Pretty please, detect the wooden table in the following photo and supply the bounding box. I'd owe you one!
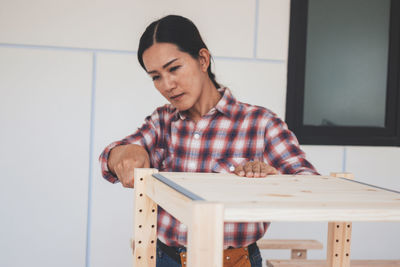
[133,169,400,267]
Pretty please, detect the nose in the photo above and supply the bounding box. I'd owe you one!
[162,74,176,93]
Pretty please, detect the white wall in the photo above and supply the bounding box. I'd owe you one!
[0,0,399,267]
[0,48,92,267]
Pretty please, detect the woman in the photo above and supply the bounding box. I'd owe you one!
[100,15,318,267]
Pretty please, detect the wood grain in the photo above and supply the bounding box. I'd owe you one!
[187,202,224,267]
[158,172,400,222]
[145,173,193,225]
[257,239,323,250]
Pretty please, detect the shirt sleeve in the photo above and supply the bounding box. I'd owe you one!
[98,109,162,183]
[264,115,319,175]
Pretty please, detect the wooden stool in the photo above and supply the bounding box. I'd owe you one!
[257,239,323,259]
[131,238,323,259]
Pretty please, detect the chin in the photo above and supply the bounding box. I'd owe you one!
[175,106,191,112]
[171,102,193,112]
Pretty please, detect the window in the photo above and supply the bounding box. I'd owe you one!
[285,0,400,146]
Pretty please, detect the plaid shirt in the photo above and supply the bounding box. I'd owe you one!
[99,87,318,248]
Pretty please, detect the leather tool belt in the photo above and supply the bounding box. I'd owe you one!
[157,239,256,267]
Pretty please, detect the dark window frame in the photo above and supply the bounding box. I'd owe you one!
[285,0,400,146]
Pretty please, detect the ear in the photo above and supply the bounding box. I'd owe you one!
[198,48,211,73]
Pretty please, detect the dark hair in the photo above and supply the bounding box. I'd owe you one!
[137,15,220,89]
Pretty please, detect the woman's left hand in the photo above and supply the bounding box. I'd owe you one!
[234,160,278,178]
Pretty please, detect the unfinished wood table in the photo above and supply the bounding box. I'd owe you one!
[133,169,400,267]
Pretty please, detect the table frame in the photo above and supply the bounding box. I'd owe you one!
[132,169,400,267]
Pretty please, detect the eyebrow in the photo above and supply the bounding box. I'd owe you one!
[147,58,179,74]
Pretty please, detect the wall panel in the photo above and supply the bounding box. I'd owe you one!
[0,0,256,58]
[345,146,400,259]
[214,59,287,118]
[90,53,165,267]
[257,0,291,60]
[0,47,92,267]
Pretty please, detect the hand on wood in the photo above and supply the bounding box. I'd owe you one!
[234,160,278,178]
[108,144,150,188]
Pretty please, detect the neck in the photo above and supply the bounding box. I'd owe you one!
[188,79,221,123]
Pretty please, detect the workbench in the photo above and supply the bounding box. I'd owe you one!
[132,169,400,267]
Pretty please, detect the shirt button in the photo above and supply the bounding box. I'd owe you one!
[194,133,200,139]
[229,166,235,172]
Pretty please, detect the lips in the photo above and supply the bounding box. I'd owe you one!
[170,93,185,100]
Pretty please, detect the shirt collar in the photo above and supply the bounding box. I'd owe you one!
[214,87,236,118]
[173,86,237,120]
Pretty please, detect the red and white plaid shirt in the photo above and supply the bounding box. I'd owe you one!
[99,87,318,248]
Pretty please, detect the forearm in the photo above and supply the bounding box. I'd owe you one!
[264,116,319,175]
[279,155,319,175]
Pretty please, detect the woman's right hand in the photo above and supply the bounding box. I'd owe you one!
[234,160,278,178]
[108,144,150,188]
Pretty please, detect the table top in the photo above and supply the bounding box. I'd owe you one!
[153,172,400,222]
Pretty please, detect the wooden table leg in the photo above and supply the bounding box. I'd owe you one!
[187,202,224,267]
[327,222,352,267]
[327,173,354,267]
[133,168,159,267]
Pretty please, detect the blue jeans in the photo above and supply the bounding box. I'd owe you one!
[156,243,263,267]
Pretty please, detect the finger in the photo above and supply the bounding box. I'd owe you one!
[114,167,127,187]
[260,163,268,177]
[121,177,134,188]
[122,168,135,188]
[122,180,133,188]
[143,157,150,168]
[116,171,131,188]
[115,163,135,188]
[243,162,254,178]
[123,159,141,186]
[266,165,278,175]
[132,157,149,169]
[234,165,245,176]
[252,161,261,178]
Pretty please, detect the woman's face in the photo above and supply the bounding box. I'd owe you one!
[142,42,208,111]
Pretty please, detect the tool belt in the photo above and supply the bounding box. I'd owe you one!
[157,239,255,267]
